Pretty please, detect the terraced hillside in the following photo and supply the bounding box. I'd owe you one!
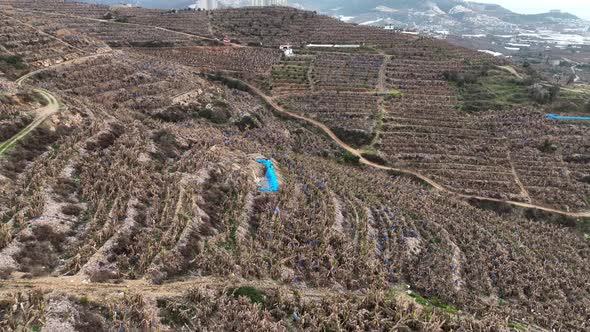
[0,1,589,331]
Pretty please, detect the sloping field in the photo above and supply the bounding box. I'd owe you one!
[0,1,589,331]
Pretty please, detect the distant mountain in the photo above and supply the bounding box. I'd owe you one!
[293,0,460,15]
[291,0,586,34]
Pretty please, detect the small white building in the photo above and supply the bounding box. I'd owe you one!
[279,44,294,57]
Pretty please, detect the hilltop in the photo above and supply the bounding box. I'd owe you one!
[0,1,589,331]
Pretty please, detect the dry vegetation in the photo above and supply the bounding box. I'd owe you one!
[0,285,512,332]
[376,40,589,210]
[278,92,380,147]
[0,1,589,331]
[311,53,384,91]
[135,46,282,74]
[3,9,209,49]
[114,6,212,39]
[208,7,418,47]
[269,54,313,95]
[0,11,82,75]
[0,83,39,141]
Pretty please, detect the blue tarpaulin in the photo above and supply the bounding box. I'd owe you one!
[256,158,279,192]
[546,114,590,121]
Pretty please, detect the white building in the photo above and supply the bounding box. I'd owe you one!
[279,44,294,57]
[250,0,287,6]
[195,0,218,10]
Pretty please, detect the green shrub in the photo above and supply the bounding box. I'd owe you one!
[0,55,26,70]
[528,84,560,104]
[508,321,527,331]
[198,107,230,124]
[331,128,373,148]
[61,204,83,216]
[337,149,360,165]
[230,286,266,304]
[538,139,557,153]
[408,292,458,314]
[79,296,90,306]
[206,73,250,92]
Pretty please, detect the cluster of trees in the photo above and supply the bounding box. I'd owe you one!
[0,55,26,71]
[528,83,560,104]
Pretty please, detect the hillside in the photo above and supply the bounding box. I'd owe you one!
[0,1,589,331]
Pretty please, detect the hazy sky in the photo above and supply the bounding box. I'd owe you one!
[473,0,590,19]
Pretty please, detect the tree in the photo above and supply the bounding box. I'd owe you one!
[539,139,558,153]
[548,84,560,102]
[528,83,559,104]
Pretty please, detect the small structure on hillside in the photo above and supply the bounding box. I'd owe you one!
[306,44,361,48]
[223,37,231,43]
[279,44,294,57]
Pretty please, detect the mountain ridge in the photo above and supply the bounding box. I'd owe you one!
[290,0,585,33]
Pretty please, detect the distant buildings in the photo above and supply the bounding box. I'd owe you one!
[250,0,287,7]
[195,0,218,10]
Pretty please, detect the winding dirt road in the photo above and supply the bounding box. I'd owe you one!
[0,88,59,156]
[239,79,590,218]
[1,53,112,157]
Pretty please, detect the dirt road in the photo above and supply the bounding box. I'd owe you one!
[239,79,590,218]
[0,88,59,156]
[15,52,111,87]
[1,53,112,157]
[0,274,341,302]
